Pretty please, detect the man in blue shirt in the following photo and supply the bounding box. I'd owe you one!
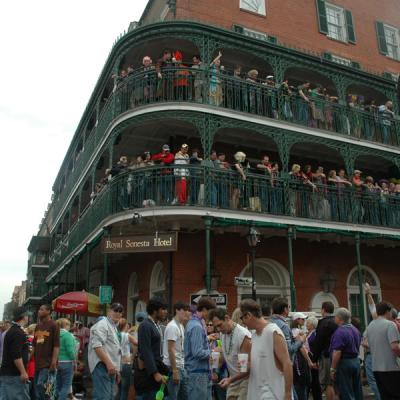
[184,297,216,400]
[329,308,362,400]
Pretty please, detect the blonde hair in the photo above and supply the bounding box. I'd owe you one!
[234,152,246,163]
[231,307,243,326]
[291,164,301,172]
[56,318,71,329]
[27,324,36,335]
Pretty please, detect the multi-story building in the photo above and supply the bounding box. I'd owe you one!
[25,0,400,326]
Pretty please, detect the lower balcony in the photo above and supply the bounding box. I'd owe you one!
[49,165,400,272]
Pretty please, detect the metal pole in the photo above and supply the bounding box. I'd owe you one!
[251,248,256,301]
[73,257,78,291]
[86,247,91,292]
[355,233,366,331]
[103,229,110,314]
[288,227,296,311]
[204,216,212,293]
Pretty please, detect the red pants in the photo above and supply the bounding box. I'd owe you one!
[176,178,187,205]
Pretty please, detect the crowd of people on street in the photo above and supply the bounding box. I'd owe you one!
[108,49,398,144]
[89,144,400,226]
[1,282,400,400]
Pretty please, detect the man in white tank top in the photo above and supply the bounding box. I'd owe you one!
[209,308,252,400]
[240,299,293,400]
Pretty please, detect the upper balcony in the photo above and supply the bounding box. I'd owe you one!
[27,236,50,270]
[49,21,399,231]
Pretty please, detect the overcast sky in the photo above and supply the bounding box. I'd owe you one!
[0,0,148,317]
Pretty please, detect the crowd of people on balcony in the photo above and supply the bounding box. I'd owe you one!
[89,143,400,228]
[110,49,398,145]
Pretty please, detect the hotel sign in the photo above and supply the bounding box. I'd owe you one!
[101,232,178,254]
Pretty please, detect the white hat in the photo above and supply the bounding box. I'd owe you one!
[292,312,308,320]
[266,75,274,80]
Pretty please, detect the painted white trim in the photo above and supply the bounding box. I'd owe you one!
[346,265,381,289]
[46,207,400,282]
[31,264,49,269]
[51,103,400,231]
[309,291,339,312]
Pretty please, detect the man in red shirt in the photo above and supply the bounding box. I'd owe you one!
[152,144,175,204]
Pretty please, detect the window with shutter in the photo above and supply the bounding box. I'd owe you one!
[376,21,388,55]
[325,3,347,42]
[383,24,400,60]
[345,10,356,43]
[316,0,328,34]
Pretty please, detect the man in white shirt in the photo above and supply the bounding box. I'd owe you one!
[88,303,123,400]
[163,302,190,399]
[209,308,251,400]
[240,299,293,400]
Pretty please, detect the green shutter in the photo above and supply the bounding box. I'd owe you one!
[323,52,333,60]
[345,10,356,44]
[376,21,388,55]
[316,0,328,34]
[267,35,277,44]
[233,25,244,34]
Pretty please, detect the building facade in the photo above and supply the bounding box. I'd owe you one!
[25,0,400,326]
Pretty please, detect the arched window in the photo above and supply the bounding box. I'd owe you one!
[237,258,291,307]
[150,261,168,302]
[310,291,339,313]
[347,266,381,325]
[127,272,139,324]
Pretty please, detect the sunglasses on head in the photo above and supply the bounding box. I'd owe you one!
[112,303,124,313]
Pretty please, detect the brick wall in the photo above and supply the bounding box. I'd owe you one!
[175,0,400,75]
[108,231,400,315]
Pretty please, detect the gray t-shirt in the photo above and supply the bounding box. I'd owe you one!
[366,317,400,372]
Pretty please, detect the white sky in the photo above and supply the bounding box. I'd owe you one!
[0,0,149,318]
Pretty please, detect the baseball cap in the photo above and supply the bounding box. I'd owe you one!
[266,75,274,79]
[136,311,147,323]
[13,307,30,321]
[162,144,170,151]
[292,312,308,320]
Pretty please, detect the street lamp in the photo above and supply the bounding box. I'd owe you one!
[247,227,261,301]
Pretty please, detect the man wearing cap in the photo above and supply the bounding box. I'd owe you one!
[88,303,124,400]
[152,144,175,204]
[173,144,190,205]
[0,307,30,399]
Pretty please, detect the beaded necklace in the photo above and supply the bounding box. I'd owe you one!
[224,323,237,356]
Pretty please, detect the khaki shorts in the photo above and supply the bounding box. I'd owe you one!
[226,379,248,400]
[319,356,333,386]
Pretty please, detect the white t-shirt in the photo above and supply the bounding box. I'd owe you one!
[221,323,251,385]
[163,319,185,369]
[121,332,131,358]
[247,323,286,400]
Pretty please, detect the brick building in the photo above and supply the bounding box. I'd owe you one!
[25,0,400,326]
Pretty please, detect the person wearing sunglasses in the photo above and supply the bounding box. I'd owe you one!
[88,303,124,400]
[240,299,293,400]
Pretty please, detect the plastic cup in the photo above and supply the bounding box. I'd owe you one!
[238,353,248,372]
[211,351,220,369]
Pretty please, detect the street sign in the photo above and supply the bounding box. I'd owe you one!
[190,293,227,307]
[234,277,253,287]
[99,285,113,304]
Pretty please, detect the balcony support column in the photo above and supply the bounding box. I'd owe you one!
[331,74,348,104]
[73,256,78,291]
[102,227,111,312]
[355,233,366,331]
[86,246,91,292]
[287,227,296,311]
[108,143,114,170]
[204,216,212,294]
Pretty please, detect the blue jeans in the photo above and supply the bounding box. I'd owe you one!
[336,358,363,400]
[364,353,381,400]
[91,362,116,400]
[0,375,30,400]
[186,372,211,400]
[117,363,132,400]
[56,361,74,400]
[168,367,188,400]
[34,368,55,400]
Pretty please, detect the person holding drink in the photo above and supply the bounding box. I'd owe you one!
[209,308,251,400]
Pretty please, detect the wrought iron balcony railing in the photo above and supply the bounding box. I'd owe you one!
[52,67,400,230]
[49,165,400,273]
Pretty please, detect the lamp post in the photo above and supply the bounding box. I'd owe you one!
[247,227,260,301]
